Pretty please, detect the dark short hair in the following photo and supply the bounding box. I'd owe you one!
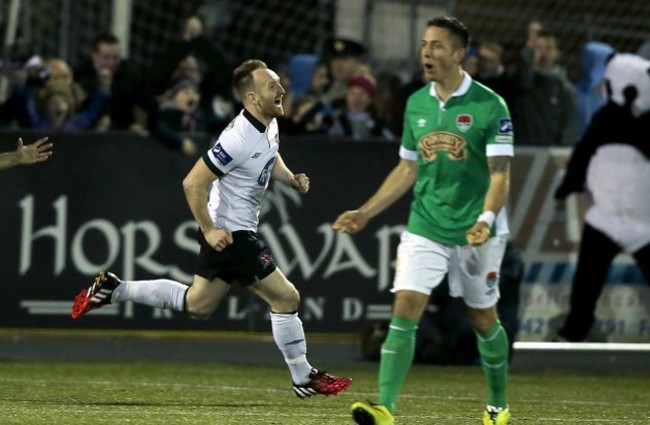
[427,17,471,49]
[92,33,119,51]
[232,59,268,100]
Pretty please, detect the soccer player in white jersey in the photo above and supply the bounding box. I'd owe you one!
[333,17,513,425]
[72,59,352,399]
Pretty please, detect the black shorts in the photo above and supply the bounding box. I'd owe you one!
[195,230,277,286]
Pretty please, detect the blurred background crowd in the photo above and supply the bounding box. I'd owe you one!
[0,0,648,156]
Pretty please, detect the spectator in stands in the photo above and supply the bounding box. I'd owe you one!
[151,78,201,157]
[321,37,368,109]
[146,16,235,134]
[475,41,513,104]
[29,80,109,132]
[329,73,395,141]
[43,58,86,107]
[1,56,110,132]
[286,60,333,135]
[27,58,110,132]
[75,33,148,134]
[371,71,403,139]
[389,70,427,136]
[0,137,52,171]
[509,26,579,146]
[0,55,50,128]
[574,41,616,138]
[461,45,479,77]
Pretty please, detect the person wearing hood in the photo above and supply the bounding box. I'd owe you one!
[574,41,616,138]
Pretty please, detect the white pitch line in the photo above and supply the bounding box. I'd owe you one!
[514,342,650,351]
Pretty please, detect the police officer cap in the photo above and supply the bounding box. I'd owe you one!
[323,38,366,59]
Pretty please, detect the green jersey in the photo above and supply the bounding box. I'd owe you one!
[401,75,514,245]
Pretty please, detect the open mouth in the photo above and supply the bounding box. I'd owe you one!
[274,97,283,106]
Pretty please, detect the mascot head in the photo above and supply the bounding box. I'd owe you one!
[605,53,650,117]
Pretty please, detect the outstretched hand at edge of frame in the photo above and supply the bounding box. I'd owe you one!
[0,136,53,171]
[18,137,53,166]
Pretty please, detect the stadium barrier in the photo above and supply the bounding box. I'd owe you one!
[1,131,647,341]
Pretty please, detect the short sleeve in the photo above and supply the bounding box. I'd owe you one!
[486,97,514,157]
[202,132,247,176]
[401,105,417,152]
[399,104,418,160]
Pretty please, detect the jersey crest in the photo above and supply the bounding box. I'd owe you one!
[456,114,473,132]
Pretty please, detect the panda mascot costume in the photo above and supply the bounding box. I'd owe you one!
[553,53,650,342]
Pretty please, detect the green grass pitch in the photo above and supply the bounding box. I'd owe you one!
[1,360,649,424]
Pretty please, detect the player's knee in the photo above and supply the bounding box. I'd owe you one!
[185,301,215,320]
[272,286,300,312]
[468,312,497,335]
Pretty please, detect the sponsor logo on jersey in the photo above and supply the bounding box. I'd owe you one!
[456,114,473,132]
[417,118,427,128]
[498,118,513,134]
[418,132,467,161]
[212,143,233,166]
[252,152,261,159]
[275,133,280,145]
[486,271,499,288]
[257,157,275,186]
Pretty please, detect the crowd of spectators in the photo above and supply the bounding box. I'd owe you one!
[0,16,235,157]
[1,17,646,153]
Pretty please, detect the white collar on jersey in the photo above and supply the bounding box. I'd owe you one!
[428,71,472,99]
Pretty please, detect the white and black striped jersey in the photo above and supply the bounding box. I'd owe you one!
[202,109,279,232]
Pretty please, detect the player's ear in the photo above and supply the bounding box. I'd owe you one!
[455,47,466,64]
[247,92,261,106]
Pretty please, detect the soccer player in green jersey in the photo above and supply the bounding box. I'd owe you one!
[333,16,513,425]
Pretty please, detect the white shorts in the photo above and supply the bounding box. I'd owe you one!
[392,231,507,309]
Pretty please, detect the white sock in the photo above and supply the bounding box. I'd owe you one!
[270,312,313,384]
[111,278,187,312]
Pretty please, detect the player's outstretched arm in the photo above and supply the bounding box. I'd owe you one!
[333,158,416,234]
[0,137,52,171]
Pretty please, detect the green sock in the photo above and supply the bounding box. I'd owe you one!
[476,321,509,408]
[378,316,418,413]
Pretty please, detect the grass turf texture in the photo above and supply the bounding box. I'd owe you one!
[1,361,649,424]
